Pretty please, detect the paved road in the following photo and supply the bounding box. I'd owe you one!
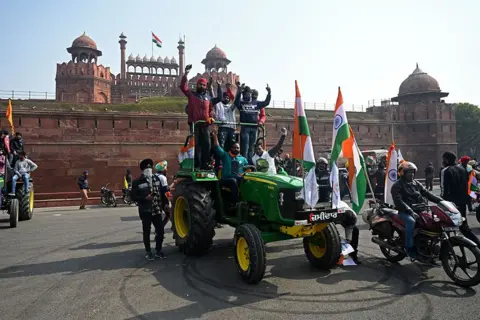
[0,191,479,320]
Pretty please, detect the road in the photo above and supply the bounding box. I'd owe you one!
[0,189,479,320]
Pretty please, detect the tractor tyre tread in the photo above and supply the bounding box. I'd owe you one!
[17,184,33,221]
[234,224,266,284]
[303,223,342,270]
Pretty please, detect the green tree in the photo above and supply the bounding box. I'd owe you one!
[456,102,480,159]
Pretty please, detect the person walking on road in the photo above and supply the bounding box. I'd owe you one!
[77,170,90,210]
[131,158,166,261]
[424,162,435,191]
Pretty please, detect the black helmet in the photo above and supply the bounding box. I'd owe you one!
[398,161,417,177]
[317,157,328,165]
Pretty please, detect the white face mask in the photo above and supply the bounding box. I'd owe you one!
[143,168,153,178]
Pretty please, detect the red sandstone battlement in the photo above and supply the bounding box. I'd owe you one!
[56,61,112,81]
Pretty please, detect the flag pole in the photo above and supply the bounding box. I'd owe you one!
[354,137,376,198]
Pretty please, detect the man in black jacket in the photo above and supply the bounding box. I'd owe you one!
[131,158,167,261]
[391,161,443,260]
[441,151,480,245]
[424,162,435,191]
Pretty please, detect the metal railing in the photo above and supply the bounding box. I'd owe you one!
[0,90,398,112]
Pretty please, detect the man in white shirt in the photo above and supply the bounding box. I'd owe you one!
[252,127,287,174]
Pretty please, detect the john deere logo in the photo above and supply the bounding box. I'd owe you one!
[388,169,397,182]
[334,114,344,130]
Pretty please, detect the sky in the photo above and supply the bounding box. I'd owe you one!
[0,0,478,107]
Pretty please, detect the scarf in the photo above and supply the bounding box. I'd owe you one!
[150,175,164,218]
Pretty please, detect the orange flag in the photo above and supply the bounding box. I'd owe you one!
[6,99,14,134]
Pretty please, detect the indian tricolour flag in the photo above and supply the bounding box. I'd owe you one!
[152,32,162,48]
[384,143,398,206]
[330,87,366,213]
[468,170,479,199]
[293,81,318,208]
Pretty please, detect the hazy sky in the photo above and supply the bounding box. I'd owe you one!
[0,0,477,107]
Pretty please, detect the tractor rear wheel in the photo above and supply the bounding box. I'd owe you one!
[17,183,34,221]
[234,224,267,284]
[303,223,342,270]
[172,181,216,256]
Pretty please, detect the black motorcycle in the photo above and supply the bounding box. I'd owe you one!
[122,187,136,205]
[100,183,117,207]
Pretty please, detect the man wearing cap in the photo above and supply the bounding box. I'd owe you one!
[131,158,166,260]
[77,170,90,210]
[180,65,222,170]
[234,82,271,162]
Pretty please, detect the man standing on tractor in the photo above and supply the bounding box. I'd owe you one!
[252,88,267,129]
[179,64,221,170]
[131,158,167,261]
[10,132,24,167]
[252,127,287,174]
[10,151,37,196]
[211,131,248,203]
[234,82,271,162]
[214,82,237,167]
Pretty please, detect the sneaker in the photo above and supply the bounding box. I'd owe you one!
[79,206,86,210]
[155,251,166,259]
[8,193,15,196]
[145,252,155,261]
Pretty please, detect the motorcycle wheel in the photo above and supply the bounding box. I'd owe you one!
[101,196,106,205]
[380,228,406,263]
[441,241,480,287]
[111,194,117,207]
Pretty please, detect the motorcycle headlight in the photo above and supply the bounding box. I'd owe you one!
[362,209,373,224]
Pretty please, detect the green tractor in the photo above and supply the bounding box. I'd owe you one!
[171,122,343,284]
[0,173,34,228]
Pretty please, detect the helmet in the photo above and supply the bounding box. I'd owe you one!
[317,157,328,165]
[398,161,417,177]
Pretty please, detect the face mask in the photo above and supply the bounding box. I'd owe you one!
[143,168,153,177]
[230,150,240,156]
[196,86,206,94]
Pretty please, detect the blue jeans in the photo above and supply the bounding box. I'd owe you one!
[398,212,416,249]
[12,173,30,194]
[240,126,257,162]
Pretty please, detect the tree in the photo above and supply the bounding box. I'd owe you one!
[456,102,480,159]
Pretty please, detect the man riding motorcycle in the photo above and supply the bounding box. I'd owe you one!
[391,161,443,260]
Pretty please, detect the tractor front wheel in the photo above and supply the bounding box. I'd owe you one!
[234,224,267,284]
[9,199,19,228]
[172,181,216,256]
[303,223,342,270]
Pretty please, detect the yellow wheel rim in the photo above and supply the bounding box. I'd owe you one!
[174,196,189,238]
[308,231,327,258]
[236,237,250,272]
[29,188,34,212]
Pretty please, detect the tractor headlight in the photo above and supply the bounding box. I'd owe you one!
[295,191,303,200]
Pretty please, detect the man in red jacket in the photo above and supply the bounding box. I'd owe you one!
[180,64,221,169]
[252,89,267,126]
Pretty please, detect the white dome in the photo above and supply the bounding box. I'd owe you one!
[128,54,134,61]
[163,57,170,64]
[150,56,156,62]
[171,57,177,64]
[143,54,148,62]
[135,54,141,62]
[157,56,163,62]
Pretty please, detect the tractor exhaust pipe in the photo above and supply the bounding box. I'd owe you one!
[371,237,404,254]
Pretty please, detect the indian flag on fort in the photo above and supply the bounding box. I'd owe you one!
[330,87,367,213]
[292,81,318,208]
[152,32,162,48]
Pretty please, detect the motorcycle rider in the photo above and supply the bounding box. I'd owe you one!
[131,159,166,261]
[391,161,443,260]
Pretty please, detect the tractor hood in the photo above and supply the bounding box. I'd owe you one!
[243,172,304,188]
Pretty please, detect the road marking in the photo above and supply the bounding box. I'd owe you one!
[53,214,62,216]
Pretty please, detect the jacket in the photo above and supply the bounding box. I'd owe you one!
[78,176,89,190]
[391,178,442,213]
[234,90,271,124]
[441,165,469,205]
[130,174,163,214]
[259,108,266,124]
[10,138,24,154]
[180,75,221,124]
[374,168,386,188]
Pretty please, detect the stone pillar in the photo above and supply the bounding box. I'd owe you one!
[177,38,185,78]
[119,33,127,79]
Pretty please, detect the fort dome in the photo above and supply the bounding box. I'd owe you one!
[206,45,227,59]
[398,63,441,97]
[71,32,97,50]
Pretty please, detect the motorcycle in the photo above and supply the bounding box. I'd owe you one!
[100,183,117,207]
[122,187,136,205]
[363,199,480,287]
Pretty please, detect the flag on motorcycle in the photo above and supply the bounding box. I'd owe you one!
[397,149,404,162]
[292,80,318,208]
[340,125,367,214]
[468,170,479,199]
[384,143,398,206]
